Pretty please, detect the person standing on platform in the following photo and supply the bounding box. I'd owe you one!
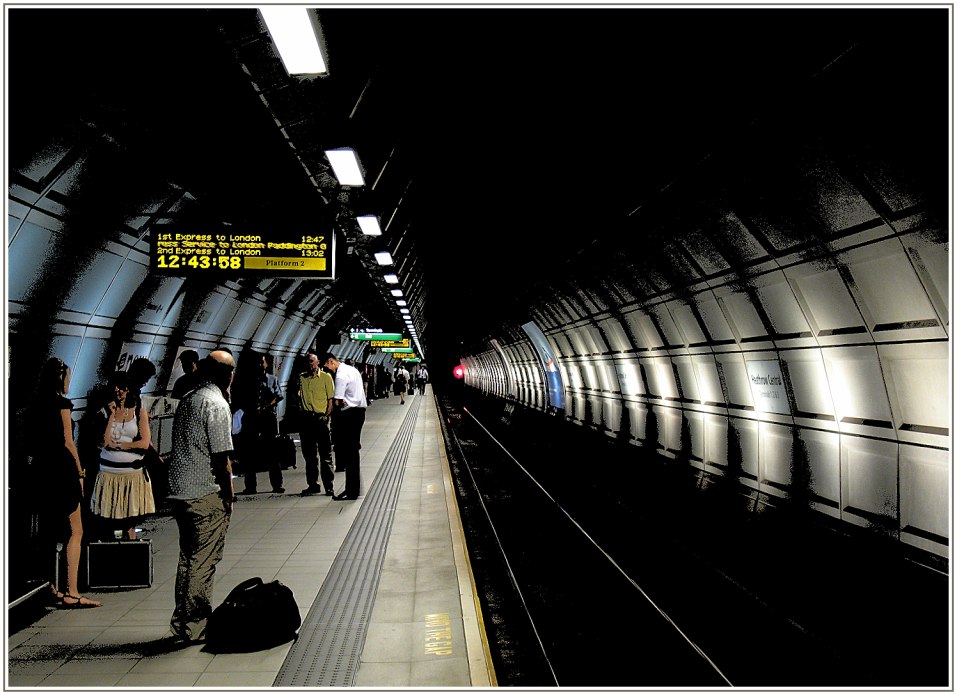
[322,353,367,501]
[296,353,335,496]
[416,366,429,393]
[89,371,155,540]
[394,364,410,404]
[167,349,236,643]
[237,353,284,495]
[31,358,103,608]
[171,349,201,401]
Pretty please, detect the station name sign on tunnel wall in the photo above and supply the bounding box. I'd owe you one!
[745,359,792,415]
[150,227,335,279]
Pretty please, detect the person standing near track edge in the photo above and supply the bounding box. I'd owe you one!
[321,353,366,501]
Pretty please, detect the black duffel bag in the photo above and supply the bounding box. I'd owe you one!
[205,577,301,652]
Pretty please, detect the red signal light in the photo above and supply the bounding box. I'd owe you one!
[452,365,465,379]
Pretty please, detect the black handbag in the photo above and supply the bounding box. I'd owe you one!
[205,577,301,652]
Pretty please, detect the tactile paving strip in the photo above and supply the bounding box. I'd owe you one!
[274,399,420,687]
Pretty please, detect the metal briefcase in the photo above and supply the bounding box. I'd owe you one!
[86,540,153,589]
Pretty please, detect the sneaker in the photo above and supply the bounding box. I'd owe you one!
[324,489,334,496]
[300,486,322,496]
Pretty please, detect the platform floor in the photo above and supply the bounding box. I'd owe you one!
[7,387,494,688]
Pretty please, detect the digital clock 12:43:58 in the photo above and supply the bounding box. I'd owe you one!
[155,255,242,270]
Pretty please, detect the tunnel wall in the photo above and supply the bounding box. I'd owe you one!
[459,39,949,559]
[6,122,343,455]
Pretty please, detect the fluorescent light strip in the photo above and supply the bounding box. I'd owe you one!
[260,7,328,75]
[357,215,381,236]
[325,148,365,186]
[390,289,403,297]
[374,251,393,265]
[384,274,399,284]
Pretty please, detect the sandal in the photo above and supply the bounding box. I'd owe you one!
[60,594,102,609]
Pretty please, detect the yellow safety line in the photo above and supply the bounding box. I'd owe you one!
[434,397,498,687]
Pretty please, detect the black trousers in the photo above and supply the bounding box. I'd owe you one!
[299,412,334,491]
[335,407,365,497]
[242,411,283,491]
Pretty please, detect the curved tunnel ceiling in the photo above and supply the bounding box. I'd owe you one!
[10,6,947,365]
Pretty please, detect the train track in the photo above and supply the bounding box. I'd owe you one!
[436,390,950,688]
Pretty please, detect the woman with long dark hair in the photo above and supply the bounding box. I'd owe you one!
[89,370,155,539]
[33,357,102,608]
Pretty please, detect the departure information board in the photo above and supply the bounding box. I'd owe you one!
[150,228,334,279]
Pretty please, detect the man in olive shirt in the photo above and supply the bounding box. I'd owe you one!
[297,353,335,496]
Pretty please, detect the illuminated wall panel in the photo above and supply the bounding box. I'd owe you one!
[142,277,185,327]
[782,350,835,419]
[800,429,841,513]
[562,360,583,390]
[644,357,678,400]
[593,360,618,393]
[566,326,593,356]
[192,291,234,335]
[692,355,724,406]
[667,301,707,345]
[758,421,794,496]
[880,342,949,434]
[715,353,754,409]
[732,418,761,483]
[753,273,812,338]
[252,310,283,345]
[714,288,766,340]
[673,355,700,402]
[695,294,736,343]
[552,330,575,356]
[658,406,682,454]
[603,397,621,434]
[615,359,643,396]
[704,415,729,469]
[899,446,949,555]
[585,324,608,354]
[787,265,863,338]
[902,230,949,320]
[624,311,664,349]
[841,437,899,525]
[225,302,266,340]
[685,410,705,464]
[822,346,894,426]
[845,239,941,333]
[579,360,598,390]
[8,221,61,303]
[599,316,633,352]
[650,304,685,347]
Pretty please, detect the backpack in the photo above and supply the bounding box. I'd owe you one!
[204,577,301,652]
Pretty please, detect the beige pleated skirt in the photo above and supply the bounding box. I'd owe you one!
[90,467,156,519]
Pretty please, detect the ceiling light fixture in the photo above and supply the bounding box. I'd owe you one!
[374,251,393,265]
[259,7,328,76]
[357,215,382,236]
[395,300,407,306]
[324,148,365,186]
[390,289,403,297]
[384,274,399,284]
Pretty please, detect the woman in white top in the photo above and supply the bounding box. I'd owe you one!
[89,371,156,539]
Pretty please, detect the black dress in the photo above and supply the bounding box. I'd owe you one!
[34,393,83,516]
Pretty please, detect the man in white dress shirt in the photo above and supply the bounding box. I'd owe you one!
[322,353,367,501]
